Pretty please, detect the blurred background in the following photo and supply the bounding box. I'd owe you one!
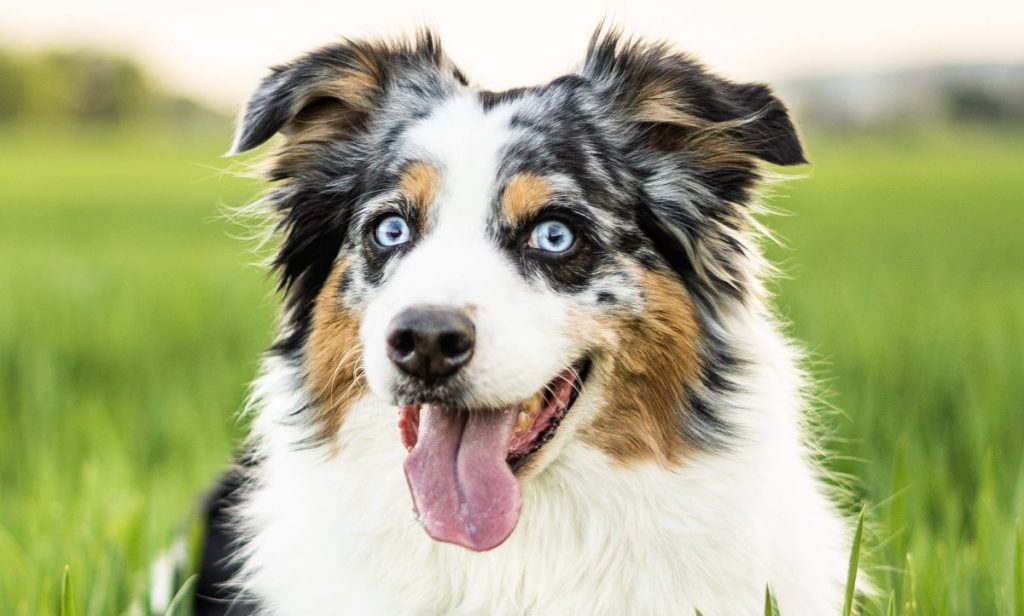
[1,1,1022,613]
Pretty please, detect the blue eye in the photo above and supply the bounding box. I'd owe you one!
[528,220,575,253]
[373,215,412,248]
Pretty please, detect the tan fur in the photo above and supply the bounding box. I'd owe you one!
[580,269,703,465]
[319,66,381,112]
[632,82,701,127]
[306,260,368,446]
[271,54,383,177]
[631,81,760,177]
[399,162,441,224]
[501,172,553,225]
[270,100,365,177]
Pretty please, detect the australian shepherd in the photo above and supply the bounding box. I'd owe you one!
[192,27,857,615]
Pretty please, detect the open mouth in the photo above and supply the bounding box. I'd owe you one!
[397,360,590,552]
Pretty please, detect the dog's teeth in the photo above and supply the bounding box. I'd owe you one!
[516,411,531,432]
[527,393,544,414]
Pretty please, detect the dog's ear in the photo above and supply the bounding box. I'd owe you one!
[229,44,382,155]
[582,29,805,207]
[230,31,464,155]
[582,29,806,304]
[582,30,805,167]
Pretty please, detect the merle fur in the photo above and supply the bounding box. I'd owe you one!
[230,26,804,459]
[199,28,808,613]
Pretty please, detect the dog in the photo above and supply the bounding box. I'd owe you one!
[194,27,857,615]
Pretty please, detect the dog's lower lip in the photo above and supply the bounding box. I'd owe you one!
[507,359,590,471]
[397,359,590,471]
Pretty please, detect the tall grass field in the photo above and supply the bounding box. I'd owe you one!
[1,125,1022,614]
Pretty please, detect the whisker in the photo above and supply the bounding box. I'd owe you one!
[549,366,586,399]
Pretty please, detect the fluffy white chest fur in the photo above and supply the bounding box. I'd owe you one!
[239,310,851,615]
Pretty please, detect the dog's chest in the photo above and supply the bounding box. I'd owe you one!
[243,435,769,615]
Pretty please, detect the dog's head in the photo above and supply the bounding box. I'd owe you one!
[233,29,805,552]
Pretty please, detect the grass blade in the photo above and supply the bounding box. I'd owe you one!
[904,552,917,614]
[843,504,867,616]
[887,590,896,616]
[1015,518,1023,616]
[164,575,197,616]
[61,565,76,616]
[763,584,780,616]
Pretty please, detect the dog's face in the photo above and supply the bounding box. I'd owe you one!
[234,30,805,551]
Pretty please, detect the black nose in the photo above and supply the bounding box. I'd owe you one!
[386,306,475,382]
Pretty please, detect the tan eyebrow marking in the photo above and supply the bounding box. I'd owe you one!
[501,172,553,226]
[399,161,441,223]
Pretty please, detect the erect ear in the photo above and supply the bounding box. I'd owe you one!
[230,30,465,155]
[581,29,806,168]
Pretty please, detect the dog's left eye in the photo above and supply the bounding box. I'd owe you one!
[528,220,575,253]
[373,215,412,248]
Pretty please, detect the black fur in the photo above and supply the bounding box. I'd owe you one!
[194,462,256,615]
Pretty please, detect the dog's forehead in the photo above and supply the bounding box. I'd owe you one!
[394,85,621,227]
[400,92,520,228]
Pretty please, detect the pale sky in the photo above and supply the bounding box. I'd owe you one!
[2,0,1022,112]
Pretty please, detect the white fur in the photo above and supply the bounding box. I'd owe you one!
[361,95,584,408]
[237,93,853,615]
[241,305,850,615]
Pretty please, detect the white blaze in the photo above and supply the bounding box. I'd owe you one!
[360,93,581,407]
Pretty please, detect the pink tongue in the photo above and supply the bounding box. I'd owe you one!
[403,404,521,551]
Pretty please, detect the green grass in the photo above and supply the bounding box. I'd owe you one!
[0,124,271,615]
[767,127,1024,614]
[1,123,1022,614]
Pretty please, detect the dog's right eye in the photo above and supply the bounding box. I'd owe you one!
[373,215,412,248]
[527,219,575,254]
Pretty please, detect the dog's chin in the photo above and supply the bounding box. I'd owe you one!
[394,359,590,552]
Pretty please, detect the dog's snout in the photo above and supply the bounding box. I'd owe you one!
[386,306,475,382]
